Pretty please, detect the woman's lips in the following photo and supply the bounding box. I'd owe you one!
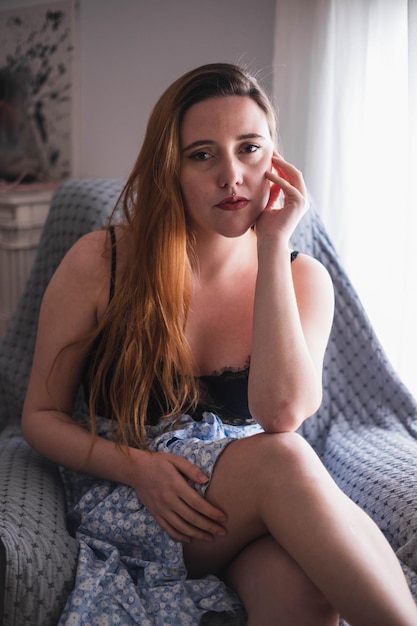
[216,196,249,211]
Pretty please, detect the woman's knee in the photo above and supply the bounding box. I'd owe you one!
[246,430,322,482]
[208,431,326,511]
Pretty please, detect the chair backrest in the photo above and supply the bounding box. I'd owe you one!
[1,178,416,448]
[0,178,125,430]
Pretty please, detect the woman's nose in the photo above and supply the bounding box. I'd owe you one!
[218,156,243,189]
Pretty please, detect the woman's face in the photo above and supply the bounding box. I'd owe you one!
[179,95,274,239]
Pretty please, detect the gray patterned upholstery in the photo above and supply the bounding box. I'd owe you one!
[0,178,416,625]
[0,179,123,625]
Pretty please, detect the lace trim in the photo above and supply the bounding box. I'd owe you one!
[201,356,251,379]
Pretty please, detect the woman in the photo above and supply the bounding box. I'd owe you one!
[22,63,417,625]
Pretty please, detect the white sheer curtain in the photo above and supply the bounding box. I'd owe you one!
[273,0,417,398]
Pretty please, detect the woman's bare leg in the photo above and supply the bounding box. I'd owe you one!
[224,534,339,626]
[183,432,417,626]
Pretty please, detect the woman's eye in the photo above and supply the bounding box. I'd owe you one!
[189,151,212,161]
[242,144,260,154]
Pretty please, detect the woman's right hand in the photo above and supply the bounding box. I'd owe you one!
[256,154,309,245]
[129,450,228,543]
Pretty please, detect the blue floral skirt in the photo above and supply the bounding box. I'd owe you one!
[58,412,263,625]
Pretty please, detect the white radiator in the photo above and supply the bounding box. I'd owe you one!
[0,186,54,339]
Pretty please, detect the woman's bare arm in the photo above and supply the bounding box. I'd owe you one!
[248,156,334,431]
[22,230,226,542]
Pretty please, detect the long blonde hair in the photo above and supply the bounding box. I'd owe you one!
[86,63,277,448]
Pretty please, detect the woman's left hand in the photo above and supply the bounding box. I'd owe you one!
[255,154,309,244]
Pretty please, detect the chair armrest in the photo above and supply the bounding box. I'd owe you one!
[0,426,78,626]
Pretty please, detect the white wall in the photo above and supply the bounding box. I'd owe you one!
[0,0,42,6]
[75,0,276,178]
[1,0,276,178]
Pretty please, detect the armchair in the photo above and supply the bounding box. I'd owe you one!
[0,179,123,625]
[1,178,417,625]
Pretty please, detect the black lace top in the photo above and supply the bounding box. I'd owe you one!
[194,365,252,424]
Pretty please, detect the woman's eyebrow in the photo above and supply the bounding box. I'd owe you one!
[182,139,215,153]
[182,133,266,153]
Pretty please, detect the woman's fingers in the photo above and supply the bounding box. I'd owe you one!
[140,452,228,542]
[256,155,309,241]
[268,155,307,198]
[265,171,306,208]
[168,467,228,538]
[169,454,227,521]
[163,495,228,542]
[271,153,305,184]
[155,492,227,543]
[264,155,309,215]
[170,452,211,484]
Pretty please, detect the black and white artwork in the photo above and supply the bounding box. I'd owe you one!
[0,1,73,183]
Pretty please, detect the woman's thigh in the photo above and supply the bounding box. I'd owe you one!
[183,430,326,577]
[183,433,269,577]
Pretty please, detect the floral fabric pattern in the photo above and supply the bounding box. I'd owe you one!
[58,413,263,625]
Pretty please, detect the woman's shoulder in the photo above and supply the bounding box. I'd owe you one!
[68,228,111,260]
[291,251,334,302]
[44,228,113,308]
[291,251,332,278]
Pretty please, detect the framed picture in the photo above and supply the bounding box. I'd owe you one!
[0,1,74,183]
